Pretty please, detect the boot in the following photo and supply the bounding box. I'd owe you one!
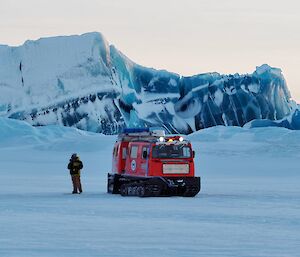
[77,176,83,193]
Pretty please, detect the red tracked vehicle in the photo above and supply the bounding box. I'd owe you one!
[107,128,201,197]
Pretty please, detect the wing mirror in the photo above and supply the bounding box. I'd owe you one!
[192,150,195,158]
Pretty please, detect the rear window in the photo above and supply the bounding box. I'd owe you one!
[130,146,138,158]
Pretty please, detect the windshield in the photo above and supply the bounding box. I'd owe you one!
[152,144,191,158]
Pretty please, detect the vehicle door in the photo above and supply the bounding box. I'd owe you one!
[127,144,139,175]
[140,144,150,176]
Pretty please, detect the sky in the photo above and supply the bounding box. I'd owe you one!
[0,0,299,102]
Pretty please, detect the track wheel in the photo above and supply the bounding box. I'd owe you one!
[120,184,128,196]
[137,185,146,197]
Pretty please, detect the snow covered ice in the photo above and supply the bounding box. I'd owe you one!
[0,32,299,134]
[0,117,299,257]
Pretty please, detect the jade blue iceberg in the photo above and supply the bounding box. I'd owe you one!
[0,32,299,134]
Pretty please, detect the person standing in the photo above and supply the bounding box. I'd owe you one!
[67,153,83,194]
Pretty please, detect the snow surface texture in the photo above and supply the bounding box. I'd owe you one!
[0,32,299,134]
[0,117,299,257]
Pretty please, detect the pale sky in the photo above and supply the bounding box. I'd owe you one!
[1,0,299,102]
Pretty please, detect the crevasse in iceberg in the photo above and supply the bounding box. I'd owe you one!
[0,32,298,134]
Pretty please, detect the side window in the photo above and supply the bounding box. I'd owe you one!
[122,147,127,160]
[130,146,138,158]
[142,147,148,159]
[183,147,191,157]
[114,145,119,157]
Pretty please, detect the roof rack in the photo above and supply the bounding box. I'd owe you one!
[121,128,165,137]
[122,128,149,134]
[119,128,166,142]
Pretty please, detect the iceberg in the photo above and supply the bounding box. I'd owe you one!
[0,32,299,134]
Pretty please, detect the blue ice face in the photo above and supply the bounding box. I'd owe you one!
[1,33,298,134]
[246,109,300,130]
[7,60,298,134]
[118,63,295,133]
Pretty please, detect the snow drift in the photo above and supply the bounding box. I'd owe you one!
[0,117,300,257]
[0,32,299,134]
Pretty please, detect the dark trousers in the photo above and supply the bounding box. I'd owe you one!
[71,175,82,193]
